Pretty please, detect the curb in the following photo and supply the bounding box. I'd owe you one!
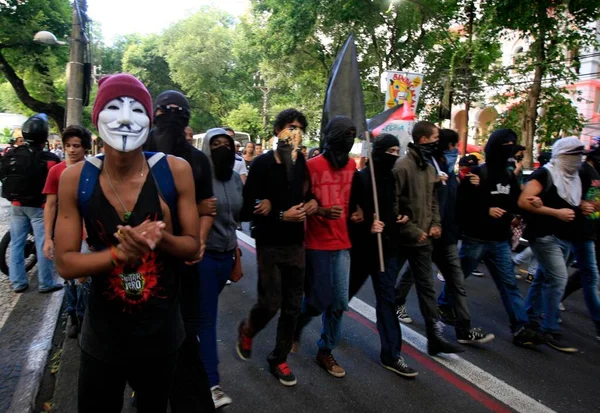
[7,289,64,413]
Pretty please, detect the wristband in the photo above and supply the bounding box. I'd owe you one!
[279,210,284,221]
[110,245,122,267]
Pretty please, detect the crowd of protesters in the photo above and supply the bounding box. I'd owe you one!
[0,73,599,413]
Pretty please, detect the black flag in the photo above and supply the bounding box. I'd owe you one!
[320,34,367,144]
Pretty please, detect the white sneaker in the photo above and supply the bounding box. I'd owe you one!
[436,272,445,282]
[395,304,413,324]
[226,280,232,285]
[211,385,232,409]
[559,302,566,311]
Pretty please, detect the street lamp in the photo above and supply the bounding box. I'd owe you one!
[33,0,87,127]
[33,31,67,47]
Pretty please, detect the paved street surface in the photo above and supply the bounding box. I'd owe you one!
[13,222,600,412]
[0,196,64,413]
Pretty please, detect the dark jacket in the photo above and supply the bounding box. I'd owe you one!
[350,165,399,260]
[436,159,459,245]
[393,144,440,247]
[241,150,312,247]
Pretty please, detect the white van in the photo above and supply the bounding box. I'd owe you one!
[193,131,251,150]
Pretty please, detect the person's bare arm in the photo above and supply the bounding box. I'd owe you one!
[161,157,200,260]
[518,179,575,221]
[55,164,116,279]
[43,194,57,259]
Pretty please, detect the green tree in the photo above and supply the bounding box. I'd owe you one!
[0,0,71,129]
[487,0,600,167]
[224,103,262,140]
[122,34,179,98]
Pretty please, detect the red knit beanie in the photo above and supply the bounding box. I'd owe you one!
[92,73,153,128]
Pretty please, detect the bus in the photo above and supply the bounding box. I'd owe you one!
[192,131,251,150]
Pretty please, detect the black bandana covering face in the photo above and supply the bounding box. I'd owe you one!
[322,116,356,169]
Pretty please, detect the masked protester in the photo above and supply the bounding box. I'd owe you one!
[347,133,419,377]
[508,144,526,188]
[0,113,62,294]
[193,128,243,408]
[292,116,358,379]
[53,73,201,413]
[236,109,318,387]
[520,137,600,351]
[458,154,479,180]
[394,129,494,349]
[560,136,600,344]
[381,121,463,356]
[450,128,545,349]
[145,90,216,412]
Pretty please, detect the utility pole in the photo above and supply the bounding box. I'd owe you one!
[253,71,272,144]
[66,0,86,127]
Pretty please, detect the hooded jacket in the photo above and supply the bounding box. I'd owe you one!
[457,129,520,242]
[201,128,244,253]
[393,143,441,246]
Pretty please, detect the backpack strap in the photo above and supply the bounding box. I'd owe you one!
[77,152,178,230]
[77,155,104,218]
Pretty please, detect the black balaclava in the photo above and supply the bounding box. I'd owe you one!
[484,128,517,170]
[204,128,235,181]
[149,90,191,157]
[322,116,356,169]
[372,133,400,174]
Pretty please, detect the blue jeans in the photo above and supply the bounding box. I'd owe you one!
[296,249,350,352]
[570,240,600,324]
[197,250,233,388]
[527,235,571,333]
[439,238,529,332]
[372,256,403,363]
[9,206,56,291]
[65,242,91,317]
[513,247,539,275]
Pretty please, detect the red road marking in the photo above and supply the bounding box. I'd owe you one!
[238,236,513,413]
[347,311,513,413]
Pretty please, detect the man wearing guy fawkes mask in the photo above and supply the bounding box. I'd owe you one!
[146,90,216,413]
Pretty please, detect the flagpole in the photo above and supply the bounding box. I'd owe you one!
[365,130,385,273]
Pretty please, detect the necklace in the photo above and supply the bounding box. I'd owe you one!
[105,154,146,223]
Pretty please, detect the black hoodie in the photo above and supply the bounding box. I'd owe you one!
[457,129,520,242]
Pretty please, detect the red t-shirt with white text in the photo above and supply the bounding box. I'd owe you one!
[305,155,356,250]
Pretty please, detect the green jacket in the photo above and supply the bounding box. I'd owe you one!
[393,144,441,247]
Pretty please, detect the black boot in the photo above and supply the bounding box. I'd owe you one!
[427,321,465,356]
[67,313,79,339]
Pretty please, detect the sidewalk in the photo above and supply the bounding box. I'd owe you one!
[51,318,136,413]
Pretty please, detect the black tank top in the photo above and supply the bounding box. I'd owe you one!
[80,169,184,362]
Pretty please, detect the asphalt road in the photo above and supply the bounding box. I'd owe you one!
[212,227,600,413]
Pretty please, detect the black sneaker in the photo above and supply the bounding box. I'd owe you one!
[269,361,297,386]
[39,284,63,294]
[67,313,79,339]
[513,326,546,347]
[471,270,484,277]
[236,322,252,360]
[456,327,495,345]
[382,357,418,378]
[395,304,413,324]
[545,333,578,353]
[428,322,465,355]
[438,305,457,326]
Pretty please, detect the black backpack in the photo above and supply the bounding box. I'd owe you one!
[0,145,47,203]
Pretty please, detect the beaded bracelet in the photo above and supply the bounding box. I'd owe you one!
[110,245,121,268]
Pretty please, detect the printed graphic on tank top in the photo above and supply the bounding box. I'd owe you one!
[81,169,184,362]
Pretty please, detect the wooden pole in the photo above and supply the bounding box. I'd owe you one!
[365,131,385,273]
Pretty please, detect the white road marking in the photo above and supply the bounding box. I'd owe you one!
[237,231,555,413]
